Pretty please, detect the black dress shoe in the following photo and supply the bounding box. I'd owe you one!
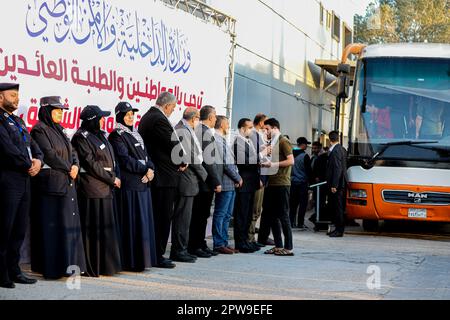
[254,242,266,248]
[12,273,37,284]
[187,253,198,260]
[236,246,256,253]
[189,248,211,258]
[202,247,218,256]
[155,260,176,268]
[170,254,197,263]
[248,242,261,251]
[0,281,15,289]
[329,231,344,237]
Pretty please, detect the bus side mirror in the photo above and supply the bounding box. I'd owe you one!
[337,63,351,99]
[337,74,349,99]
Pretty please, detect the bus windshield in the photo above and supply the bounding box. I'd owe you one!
[349,57,450,164]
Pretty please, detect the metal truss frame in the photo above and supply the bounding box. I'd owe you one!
[160,0,237,119]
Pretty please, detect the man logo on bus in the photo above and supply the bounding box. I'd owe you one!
[408,193,428,204]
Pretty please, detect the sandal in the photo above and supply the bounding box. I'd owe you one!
[274,249,294,256]
[264,247,282,254]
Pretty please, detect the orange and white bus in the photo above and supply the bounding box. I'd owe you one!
[344,43,450,230]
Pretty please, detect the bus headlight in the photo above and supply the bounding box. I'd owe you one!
[349,189,367,198]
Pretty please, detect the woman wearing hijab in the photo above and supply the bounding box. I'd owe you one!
[108,102,157,272]
[30,96,86,279]
[71,105,122,277]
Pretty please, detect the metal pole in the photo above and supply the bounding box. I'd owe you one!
[340,100,346,144]
[225,32,237,122]
[334,96,340,132]
[318,68,325,141]
[310,181,327,223]
[316,185,320,222]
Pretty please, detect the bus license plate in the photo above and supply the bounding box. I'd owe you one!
[408,208,427,219]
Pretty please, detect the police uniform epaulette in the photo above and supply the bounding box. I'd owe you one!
[4,113,26,129]
[81,130,89,138]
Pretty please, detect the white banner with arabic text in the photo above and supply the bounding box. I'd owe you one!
[0,0,230,135]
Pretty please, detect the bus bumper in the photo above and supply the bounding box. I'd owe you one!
[346,183,450,222]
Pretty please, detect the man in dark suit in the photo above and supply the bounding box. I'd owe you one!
[0,83,43,288]
[233,118,261,253]
[326,131,348,237]
[138,92,187,268]
[171,108,207,263]
[188,106,222,258]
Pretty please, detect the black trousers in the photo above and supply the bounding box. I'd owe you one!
[189,191,214,251]
[171,196,194,257]
[151,187,177,263]
[257,195,274,244]
[233,191,255,249]
[289,182,309,227]
[0,173,30,283]
[264,186,293,250]
[328,188,346,233]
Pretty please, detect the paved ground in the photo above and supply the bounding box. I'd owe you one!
[2,219,450,300]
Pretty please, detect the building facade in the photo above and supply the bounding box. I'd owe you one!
[207,0,362,144]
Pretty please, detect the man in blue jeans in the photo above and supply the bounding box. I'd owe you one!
[290,137,312,229]
[212,116,242,254]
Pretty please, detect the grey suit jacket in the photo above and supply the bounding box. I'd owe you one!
[175,121,208,197]
[195,123,223,193]
[214,133,241,192]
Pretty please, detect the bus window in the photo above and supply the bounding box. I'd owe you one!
[364,104,394,139]
[416,98,446,140]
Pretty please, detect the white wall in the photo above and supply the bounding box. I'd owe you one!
[207,0,360,143]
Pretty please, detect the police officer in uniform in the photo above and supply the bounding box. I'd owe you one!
[0,83,43,288]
